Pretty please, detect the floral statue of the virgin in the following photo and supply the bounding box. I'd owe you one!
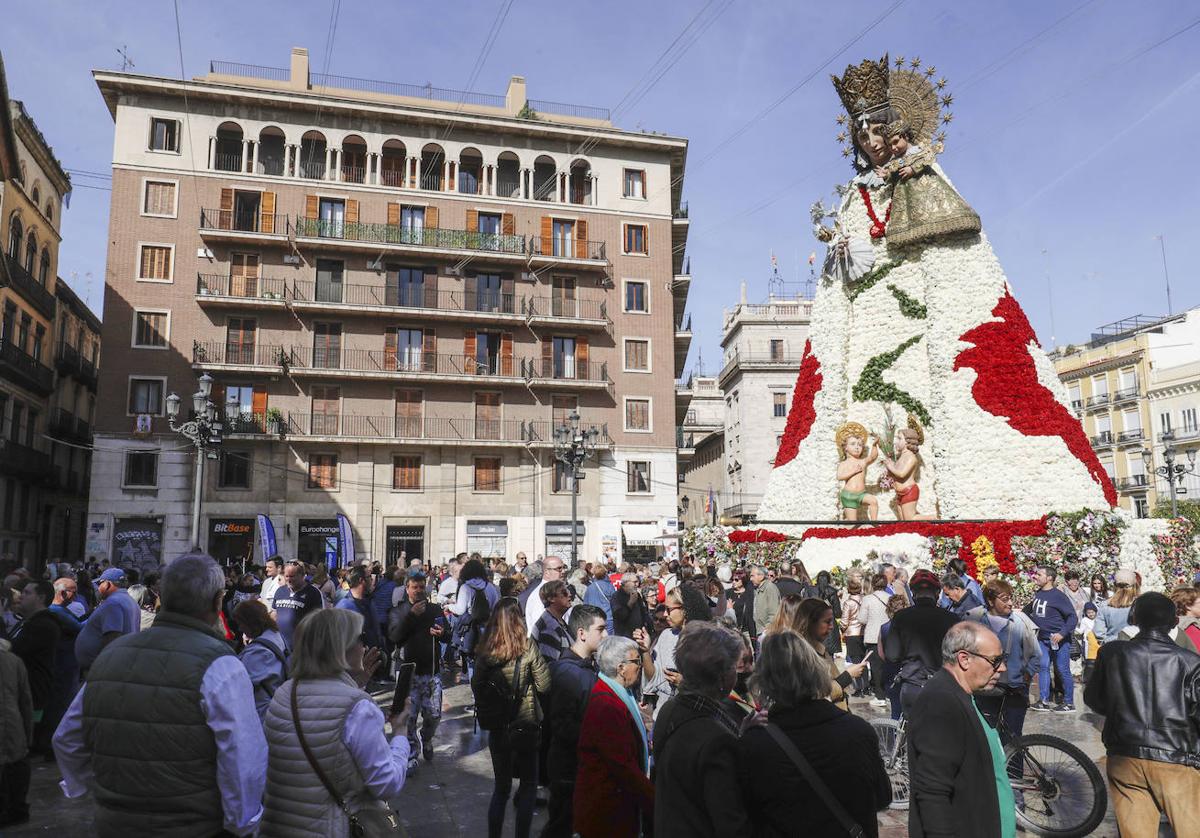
[758,55,1117,528]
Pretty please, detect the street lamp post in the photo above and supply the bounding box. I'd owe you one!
[166,373,226,549]
[553,411,600,567]
[1142,431,1198,517]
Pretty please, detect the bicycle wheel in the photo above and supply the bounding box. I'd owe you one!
[1004,733,1107,837]
[869,718,909,811]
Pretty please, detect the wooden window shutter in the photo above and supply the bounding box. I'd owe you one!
[465,274,477,305]
[501,332,513,376]
[384,326,397,368]
[422,328,436,372]
[305,194,319,220]
[575,219,588,259]
[540,216,553,255]
[464,330,477,372]
[219,188,234,230]
[345,199,359,225]
[260,192,276,234]
[387,202,400,226]
[501,213,515,236]
[577,335,589,379]
[541,339,552,376]
[425,206,439,229]
[252,384,268,430]
[466,209,479,233]
[501,273,514,298]
[424,269,438,307]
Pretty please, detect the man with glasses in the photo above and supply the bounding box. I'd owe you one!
[74,568,142,677]
[882,569,961,713]
[908,621,1016,838]
[964,579,1039,744]
[523,556,565,636]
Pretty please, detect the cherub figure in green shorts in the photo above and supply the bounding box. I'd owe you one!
[836,421,879,521]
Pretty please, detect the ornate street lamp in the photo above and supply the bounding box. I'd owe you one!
[553,411,600,566]
[1142,431,1198,517]
[167,373,226,549]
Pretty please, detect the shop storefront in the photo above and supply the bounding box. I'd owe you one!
[620,519,680,564]
[297,519,340,569]
[112,517,164,572]
[207,518,255,567]
[466,520,508,559]
[546,520,585,565]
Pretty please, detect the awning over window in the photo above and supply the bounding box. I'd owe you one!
[622,523,669,546]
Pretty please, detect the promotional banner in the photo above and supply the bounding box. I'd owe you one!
[336,513,355,569]
[256,514,277,562]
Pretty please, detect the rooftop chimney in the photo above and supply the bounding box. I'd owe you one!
[290,47,310,91]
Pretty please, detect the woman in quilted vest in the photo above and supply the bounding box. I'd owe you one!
[259,608,412,837]
[471,597,551,838]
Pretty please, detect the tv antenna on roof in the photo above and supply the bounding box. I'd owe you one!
[117,46,135,72]
[768,251,784,299]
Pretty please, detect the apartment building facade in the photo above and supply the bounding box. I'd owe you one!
[1053,308,1200,518]
[89,48,689,569]
[718,293,812,522]
[676,373,724,527]
[0,53,74,568]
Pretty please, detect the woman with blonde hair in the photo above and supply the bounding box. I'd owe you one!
[792,597,866,710]
[259,608,411,837]
[471,598,550,838]
[765,593,806,637]
[1094,569,1140,644]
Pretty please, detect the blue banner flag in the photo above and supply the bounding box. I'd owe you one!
[337,513,355,569]
[256,514,277,562]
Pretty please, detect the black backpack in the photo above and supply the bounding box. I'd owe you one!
[474,658,519,731]
[470,586,492,625]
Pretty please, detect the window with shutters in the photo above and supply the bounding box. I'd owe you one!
[552,460,574,494]
[474,273,503,313]
[474,457,501,492]
[230,253,260,298]
[769,339,785,361]
[773,392,787,418]
[625,398,651,432]
[1184,407,1198,433]
[218,450,251,489]
[391,267,426,308]
[127,377,165,416]
[142,180,177,217]
[233,190,262,232]
[552,276,576,318]
[124,451,159,487]
[624,280,648,313]
[627,461,651,494]
[148,117,180,152]
[133,310,168,349]
[623,169,646,199]
[1161,412,1173,433]
[307,453,338,489]
[137,243,174,282]
[395,389,422,437]
[478,213,502,250]
[400,206,425,244]
[395,328,424,371]
[318,198,345,238]
[551,220,574,258]
[553,337,576,379]
[475,392,501,440]
[475,331,502,375]
[226,318,257,365]
[313,323,342,369]
[624,338,650,372]
[311,385,340,435]
[393,455,422,491]
[623,224,648,255]
[315,259,344,303]
[225,385,255,422]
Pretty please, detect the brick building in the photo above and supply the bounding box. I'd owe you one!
[89,47,690,569]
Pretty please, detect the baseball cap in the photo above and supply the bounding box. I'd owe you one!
[97,568,126,584]
[909,569,941,591]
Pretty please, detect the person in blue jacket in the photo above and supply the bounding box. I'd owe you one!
[582,563,616,634]
[1023,565,1079,712]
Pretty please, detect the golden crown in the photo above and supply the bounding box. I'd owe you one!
[831,55,891,122]
[835,421,869,456]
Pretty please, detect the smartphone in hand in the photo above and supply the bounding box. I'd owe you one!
[391,662,416,714]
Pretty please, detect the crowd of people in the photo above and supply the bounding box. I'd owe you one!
[0,547,1197,836]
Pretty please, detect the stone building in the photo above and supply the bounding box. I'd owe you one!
[89,47,690,568]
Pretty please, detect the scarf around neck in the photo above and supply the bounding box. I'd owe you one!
[599,672,650,774]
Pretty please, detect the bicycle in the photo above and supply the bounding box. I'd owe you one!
[870,693,1107,837]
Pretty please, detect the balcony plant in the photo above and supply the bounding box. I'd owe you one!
[265,407,284,436]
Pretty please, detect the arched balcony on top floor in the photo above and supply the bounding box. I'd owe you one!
[339,135,368,184]
[532,155,557,202]
[458,147,483,195]
[212,122,245,173]
[419,144,445,191]
[24,230,37,274]
[496,151,522,199]
[255,127,287,176]
[298,131,328,180]
[380,140,407,187]
[569,159,595,206]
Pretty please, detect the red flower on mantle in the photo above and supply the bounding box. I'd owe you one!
[799,518,1050,575]
[774,339,823,468]
[953,290,1118,508]
[730,528,790,544]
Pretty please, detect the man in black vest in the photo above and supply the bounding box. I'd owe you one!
[53,552,267,837]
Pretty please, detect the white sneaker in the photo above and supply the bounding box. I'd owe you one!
[871,698,889,707]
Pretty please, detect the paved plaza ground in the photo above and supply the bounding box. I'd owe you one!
[7,673,1172,837]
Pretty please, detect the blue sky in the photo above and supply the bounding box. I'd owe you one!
[4,0,1199,374]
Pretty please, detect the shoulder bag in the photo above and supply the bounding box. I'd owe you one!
[291,682,405,837]
[764,723,865,838]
